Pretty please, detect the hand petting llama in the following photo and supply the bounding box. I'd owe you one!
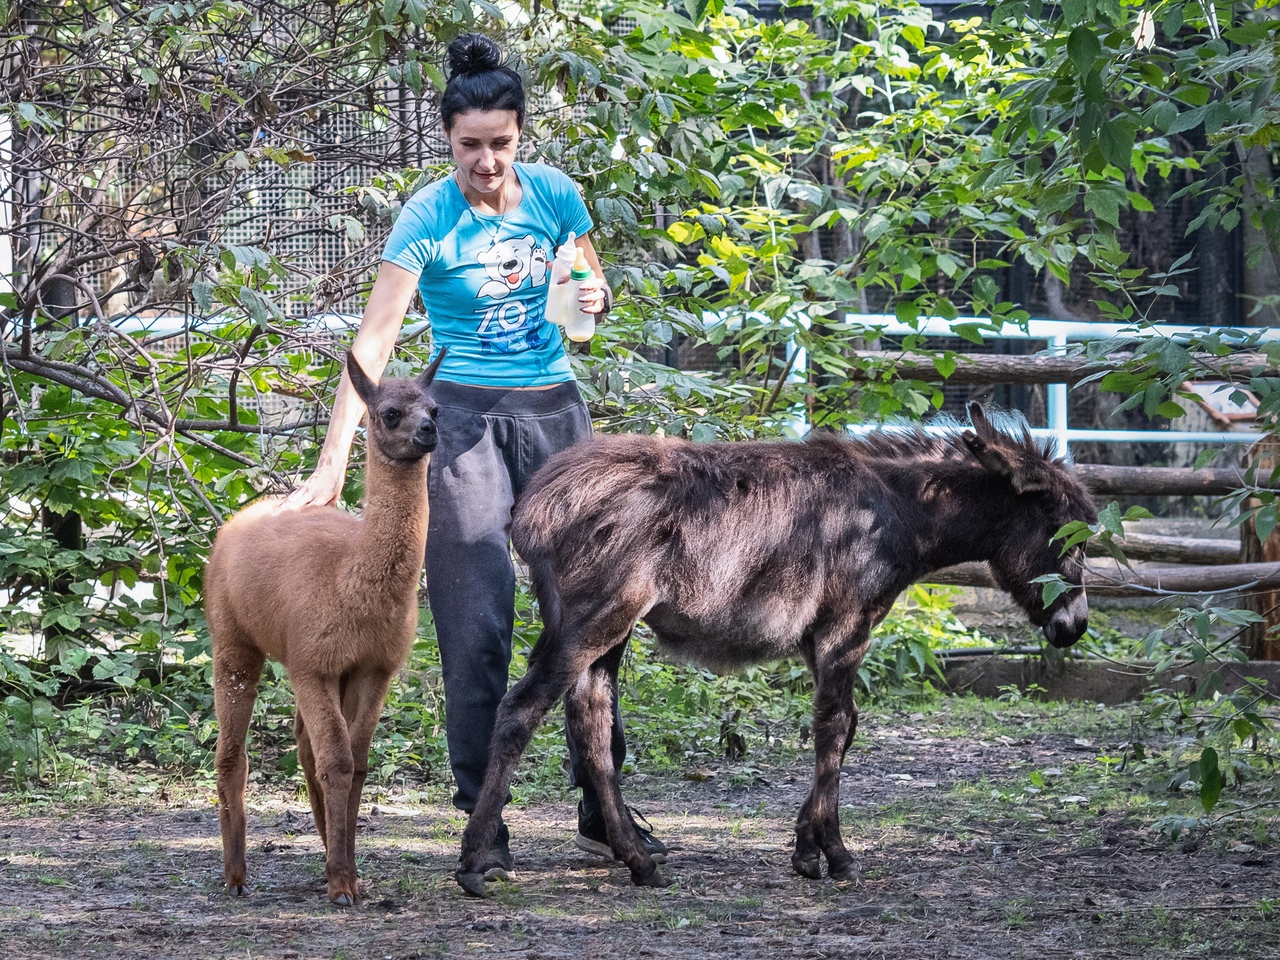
[206,349,444,906]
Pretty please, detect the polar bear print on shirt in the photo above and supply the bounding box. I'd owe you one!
[476,235,549,301]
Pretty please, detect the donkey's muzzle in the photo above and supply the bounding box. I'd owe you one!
[1043,590,1089,648]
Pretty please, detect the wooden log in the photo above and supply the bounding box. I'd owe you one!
[926,560,1280,596]
[848,350,1277,385]
[1074,464,1266,497]
[1240,438,1280,660]
[1092,533,1239,565]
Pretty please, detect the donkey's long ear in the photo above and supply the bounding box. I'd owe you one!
[346,351,378,407]
[963,407,1055,495]
[967,401,999,441]
[417,346,447,389]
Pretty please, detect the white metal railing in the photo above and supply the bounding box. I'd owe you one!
[830,316,1280,458]
[36,311,1280,458]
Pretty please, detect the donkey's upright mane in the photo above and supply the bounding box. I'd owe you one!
[826,413,1055,466]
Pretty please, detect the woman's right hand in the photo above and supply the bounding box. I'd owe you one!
[284,459,346,508]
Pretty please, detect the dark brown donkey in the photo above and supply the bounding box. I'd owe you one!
[456,403,1097,895]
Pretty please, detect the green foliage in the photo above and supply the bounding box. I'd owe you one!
[4,0,1280,862]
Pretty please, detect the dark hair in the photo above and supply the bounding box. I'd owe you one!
[441,33,525,131]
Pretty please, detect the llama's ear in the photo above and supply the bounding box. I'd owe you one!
[417,347,447,389]
[346,351,378,407]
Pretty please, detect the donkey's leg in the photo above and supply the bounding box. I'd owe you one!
[291,674,359,906]
[295,712,327,847]
[457,593,645,896]
[337,669,395,888]
[564,643,669,888]
[456,632,584,896]
[213,639,266,897]
[793,628,868,882]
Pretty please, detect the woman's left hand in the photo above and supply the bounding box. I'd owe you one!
[576,276,610,316]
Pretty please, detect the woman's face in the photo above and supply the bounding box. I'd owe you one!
[445,109,521,199]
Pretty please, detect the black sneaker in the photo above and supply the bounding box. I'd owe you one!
[575,799,669,864]
[481,822,514,882]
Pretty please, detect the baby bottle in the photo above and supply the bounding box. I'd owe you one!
[544,232,577,326]
[563,248,596,343]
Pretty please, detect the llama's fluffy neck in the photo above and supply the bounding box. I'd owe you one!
[349,447,430,592]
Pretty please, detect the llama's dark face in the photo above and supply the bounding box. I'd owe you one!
[346,349,446,463]
[368,379,440,460]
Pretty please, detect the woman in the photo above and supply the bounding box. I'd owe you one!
[288,33,667,878]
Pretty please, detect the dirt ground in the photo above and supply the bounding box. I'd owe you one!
[3,702,1278,960]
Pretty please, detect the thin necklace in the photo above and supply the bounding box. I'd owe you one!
[460,171,508,247]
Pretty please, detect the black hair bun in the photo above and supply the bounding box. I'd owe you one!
[447,33,503,77]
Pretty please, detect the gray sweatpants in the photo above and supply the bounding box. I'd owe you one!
[425,379,626,812]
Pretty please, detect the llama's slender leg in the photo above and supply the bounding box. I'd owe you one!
[295,712,327,847]
[291,674,359,906]
[793,626,869,882]
[338,669,395,886]
[564,645,669,888]
[213,640,266,897]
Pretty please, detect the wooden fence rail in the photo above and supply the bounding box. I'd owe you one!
[932,560,1280,597]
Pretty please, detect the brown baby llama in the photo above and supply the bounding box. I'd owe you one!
[206,349,444,906]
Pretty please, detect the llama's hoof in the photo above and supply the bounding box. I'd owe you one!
[327,881,359,907]
[456,870,489,898]
[791,854,823,880]
[225,882,249,897]
[331,891,355,907]
[630,865,673,888]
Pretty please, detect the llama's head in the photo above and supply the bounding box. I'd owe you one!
[961,402,1097,648]
[346,348,446,462]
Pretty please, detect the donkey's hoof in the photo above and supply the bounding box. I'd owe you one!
[456,870,489,898]
[631,866,673,888]
[827,861,861,883]
[791,854,823,880]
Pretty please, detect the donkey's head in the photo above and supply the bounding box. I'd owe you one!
[961,403,1097,648]
[347,348,446,462]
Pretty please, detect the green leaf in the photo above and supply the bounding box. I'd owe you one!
[1100,120,1135,171]
[1197,748,1223,814]
[1155,401,1185,419]
[1165,105,1206,135]
[1062,0,1088,26]
[973,275,999,303]
[1033,575,1070,607]
[4,696,32,726]
[1097,501,1125,537]
[1256,504,1277,543]
[402,0,427,25]
[1148,101,1178,132]
[1084,188,1121,228]
[1193,449,1218,470]
[1067,26,1102,78]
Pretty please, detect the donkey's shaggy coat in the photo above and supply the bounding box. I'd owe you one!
[456,404,1096,894]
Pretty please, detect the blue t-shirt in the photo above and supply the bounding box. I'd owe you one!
[381,162,593,387]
